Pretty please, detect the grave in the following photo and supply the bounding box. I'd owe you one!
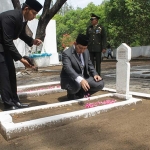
[0,44,144,140]
[114,43,132,99]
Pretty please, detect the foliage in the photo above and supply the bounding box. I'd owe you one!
[11,0,150,49]
[61,34,74,49]
[54,0,150,50]
[36,14,41,20]
[105,0,150,47]
[54,2,105,50]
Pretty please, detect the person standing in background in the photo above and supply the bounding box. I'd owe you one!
[107,44,113,59]
[86,13,106,75]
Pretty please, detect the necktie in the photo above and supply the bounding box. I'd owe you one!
[78,54,82,64]
[77,54,84,75]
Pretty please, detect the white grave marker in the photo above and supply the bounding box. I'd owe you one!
[114,43,132,99]
[42,20,59,65]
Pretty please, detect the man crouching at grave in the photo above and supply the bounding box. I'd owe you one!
[0,0,43,111]
[60,34,104,100]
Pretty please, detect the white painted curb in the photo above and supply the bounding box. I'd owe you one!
[18,87,64,98]
[0,93,113,115]
[16,82,150,99]
[0,81,146,140]
[17,81,60,90]
[103,87,150,98]
[0,94,141,140]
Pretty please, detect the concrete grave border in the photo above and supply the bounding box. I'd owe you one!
[0,81,149,140]
[0,42,147,140]
[17,81,150,99]
[17,81,64,98]
[0,92,141,140]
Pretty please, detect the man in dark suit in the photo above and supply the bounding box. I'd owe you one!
[86,13,106,75]
[0,0,43,110]
[60,34,104,100]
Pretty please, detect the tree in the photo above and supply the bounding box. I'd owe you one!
[58,2,73,16]
[36,0,67,41]
[61,34,74,49]
[11,0,21,9]
[54,2,106,50]
[105,0,150,47]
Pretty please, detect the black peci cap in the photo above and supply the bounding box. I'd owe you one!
[25,0,43,12]
[90,13,100,20]
[76,34,89,46]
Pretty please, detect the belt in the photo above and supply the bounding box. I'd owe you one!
[0,43,4,52]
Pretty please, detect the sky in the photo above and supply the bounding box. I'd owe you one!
[37,0,103,9]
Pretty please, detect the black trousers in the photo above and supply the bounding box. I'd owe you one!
[61,76,104,96]
[89,52,101,75]
[0,52,20,107]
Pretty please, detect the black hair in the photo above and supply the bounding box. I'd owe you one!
[22,3,31,10]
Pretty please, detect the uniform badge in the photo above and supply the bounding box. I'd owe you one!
[96,27,102,34]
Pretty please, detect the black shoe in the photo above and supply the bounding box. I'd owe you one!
[76,89,86,99]
[67,94,80,100]
[4,106,18,111]
[75,92,84,99]
[15,102,29,108]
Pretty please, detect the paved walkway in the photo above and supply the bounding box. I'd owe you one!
[103,66,150,94]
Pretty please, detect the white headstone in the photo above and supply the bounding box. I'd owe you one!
[114,43,132,99]
[42,20,59,65]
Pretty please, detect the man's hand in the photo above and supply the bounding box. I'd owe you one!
[94,75,102,81]
[102,49,106,53]
[80,79,90,91]
[20,58,32,68]
[33,39,42,46]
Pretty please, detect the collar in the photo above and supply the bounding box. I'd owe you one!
[73,45,75,49]
[23,15,26,22]
[73,45,82,55]
[73,45,79,54]
[94,24,98,27]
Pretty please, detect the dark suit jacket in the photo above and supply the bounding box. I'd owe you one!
[60,46,98,88]
[0,9,33,61]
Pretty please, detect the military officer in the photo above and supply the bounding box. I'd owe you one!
[86,13,106,75]
[0,0,43,110]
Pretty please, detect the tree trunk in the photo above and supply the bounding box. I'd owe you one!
[11,0,21,9]
[36,0,67,41]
